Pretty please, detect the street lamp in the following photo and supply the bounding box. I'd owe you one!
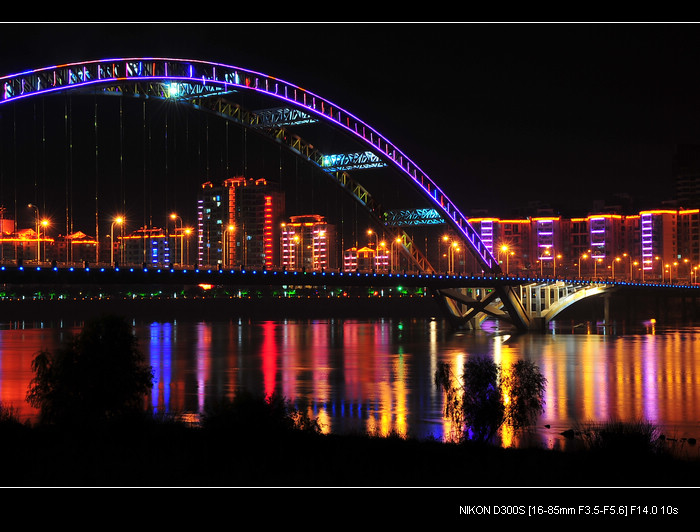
[612,257,621,280]
[378,240,387,272]
[390,237,402,273]
[554,253,562,278]
[170,213,183,266]
[367,228,380,248]
[623,253,632,280]
[668,261,678,284]
[40,219,49,263]
[440,234,450,272]
[499,244,511,275]
[367,229,380,270]
[448,241,460,274]
[292,234,301,270]
[110,216,124,265]
[579,253,588,278]
[184,228,192,266]
[28,204,40,262]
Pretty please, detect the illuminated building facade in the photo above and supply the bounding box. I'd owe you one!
[678,209,700,265]
[344,246,376,272]
[570,217,589,263]
[586,215,624,260]
[50,231,98,264]
[197,177,285,268]
[0,228,53,263]
[281,215,336,271]
[531,217,561,275]
[464,208,700,281]
[119,227,171,267]
[639,210,677,277]
[343,244,389,272]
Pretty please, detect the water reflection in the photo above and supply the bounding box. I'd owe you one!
[1,318,700,449]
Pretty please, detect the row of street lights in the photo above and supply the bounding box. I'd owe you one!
[503,243,700,284]
[27,203,50,262]
[23,206,194,266]
[22,212,700,283]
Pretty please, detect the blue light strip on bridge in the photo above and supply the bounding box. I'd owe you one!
[0,265,697,291]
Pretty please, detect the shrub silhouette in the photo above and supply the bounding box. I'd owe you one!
[26,315,153,428]
[201,389,321,436]
[435,357,546,443]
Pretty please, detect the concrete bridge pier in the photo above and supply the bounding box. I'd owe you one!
[604,292,610,325]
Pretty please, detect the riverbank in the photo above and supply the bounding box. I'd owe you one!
[3,418,699,488]
[2,288,695,327]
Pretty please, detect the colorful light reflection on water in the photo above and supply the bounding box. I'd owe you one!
[1,317,700,450]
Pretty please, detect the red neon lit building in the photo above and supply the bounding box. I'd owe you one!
[281,214,337,271]
[197,177,285,268]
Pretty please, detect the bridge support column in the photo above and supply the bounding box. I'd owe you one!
[531,316,547,332]
[434,285,531,332]
[434,281,614,333]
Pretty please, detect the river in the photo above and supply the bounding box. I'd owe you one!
[2,306,700,452]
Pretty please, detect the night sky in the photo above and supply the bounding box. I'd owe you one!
[2,22,700,220]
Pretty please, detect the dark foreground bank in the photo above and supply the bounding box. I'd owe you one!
[3,419,700,488]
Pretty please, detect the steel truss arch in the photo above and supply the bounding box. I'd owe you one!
[189,96,434,273]
[0,57,498,272]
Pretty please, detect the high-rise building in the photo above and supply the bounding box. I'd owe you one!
[677,209,700,266]
[197,177,285,268]
[640,210,677,276]
[531,217,561,274]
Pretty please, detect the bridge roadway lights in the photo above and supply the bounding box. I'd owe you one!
[0,264,540,290]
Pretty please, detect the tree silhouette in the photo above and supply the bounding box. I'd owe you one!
[435,357,546,443]
[26,315,153,428]
[502,360,547,431]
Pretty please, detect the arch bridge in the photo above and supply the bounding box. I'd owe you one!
[0,57,617,331]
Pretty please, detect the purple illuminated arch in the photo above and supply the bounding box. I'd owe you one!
[0,57,499,272]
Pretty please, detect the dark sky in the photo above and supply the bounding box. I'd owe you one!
[2,22,700,218]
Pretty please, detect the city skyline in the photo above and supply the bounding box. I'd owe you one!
[3,185,698,285]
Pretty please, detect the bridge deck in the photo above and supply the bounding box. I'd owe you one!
[1,264,696,290]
